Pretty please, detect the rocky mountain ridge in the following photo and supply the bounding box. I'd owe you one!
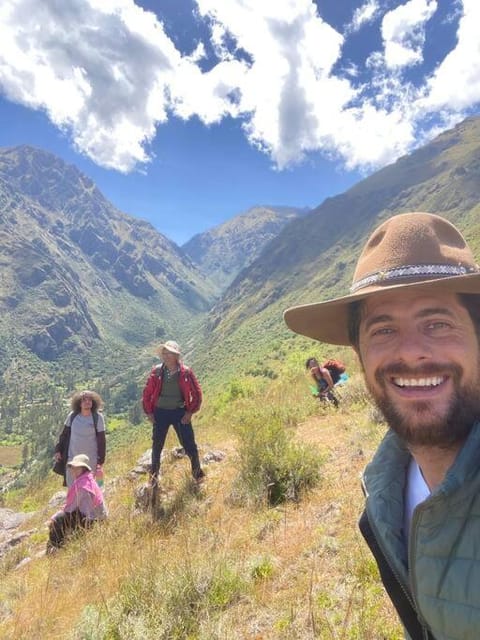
[4,116,480,382]
[0,146,313,379]
[0,145,215,368]
[182,205,309,290]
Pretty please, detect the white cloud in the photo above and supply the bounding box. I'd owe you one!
[0,0,479,174]
[0,0,184,170]
[9,1,215,171]
[348,0,381,34]
[420,0,480,111]
[381,0,437,69]
[193,0,350,168]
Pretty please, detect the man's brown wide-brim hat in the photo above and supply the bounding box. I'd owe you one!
[283,212,480,346]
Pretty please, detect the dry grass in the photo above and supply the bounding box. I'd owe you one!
[0,372,402,640]
[0,445,22,467]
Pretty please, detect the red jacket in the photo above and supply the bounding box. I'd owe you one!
[142,363,202,415]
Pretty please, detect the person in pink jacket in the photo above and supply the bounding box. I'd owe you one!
[47,454,107,551]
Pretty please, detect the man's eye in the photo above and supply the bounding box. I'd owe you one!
[427,321,450,331]
[371,327,393,337]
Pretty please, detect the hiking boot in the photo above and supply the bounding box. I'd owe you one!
[46,541,59,555]
[193,468,205,483]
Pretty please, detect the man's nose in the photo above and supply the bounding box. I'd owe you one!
[397,328,432,361]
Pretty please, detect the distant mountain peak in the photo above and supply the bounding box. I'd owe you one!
[0,144,108,216]
[182,204,310,291]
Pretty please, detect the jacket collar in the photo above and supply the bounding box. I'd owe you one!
[362,421,480,571]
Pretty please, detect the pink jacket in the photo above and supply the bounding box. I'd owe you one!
[52,471,106,521]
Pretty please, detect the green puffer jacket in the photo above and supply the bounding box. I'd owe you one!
[361,423,480,640]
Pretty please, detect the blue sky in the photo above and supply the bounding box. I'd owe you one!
[0,0,479,245]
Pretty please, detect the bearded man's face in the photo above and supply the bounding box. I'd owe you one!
[357,289,480,447]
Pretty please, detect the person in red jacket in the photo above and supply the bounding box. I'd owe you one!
[142,340,204,485]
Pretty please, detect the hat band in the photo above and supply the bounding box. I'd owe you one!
[350,263,479,294]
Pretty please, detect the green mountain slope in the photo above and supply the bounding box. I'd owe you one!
[0,145,216,377]
[194,116,480,382]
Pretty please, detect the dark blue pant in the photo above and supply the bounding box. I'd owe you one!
[151,407,202,480]
[49,509,87,548]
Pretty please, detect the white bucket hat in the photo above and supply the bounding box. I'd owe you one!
[67,454,92,471]
[158,340,181,355]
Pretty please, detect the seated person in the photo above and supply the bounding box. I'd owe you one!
[48,453,107,550]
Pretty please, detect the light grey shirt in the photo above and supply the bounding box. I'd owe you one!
[66,412,105,487]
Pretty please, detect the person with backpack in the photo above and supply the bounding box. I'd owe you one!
[54,390,106,487]
[47,453,107,552]
[306,357,342,407]
[322,358,347,385]
[142,340,204,486]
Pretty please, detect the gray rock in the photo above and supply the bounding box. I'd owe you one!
[131,449,152,475]
[0,508,32,530]
[0,528,37,559]
[48,491,67,507]
[202,450,226,464]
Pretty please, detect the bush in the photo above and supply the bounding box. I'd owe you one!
[231,406,323,506]
[73,560,247,640]
[250,555,275,580]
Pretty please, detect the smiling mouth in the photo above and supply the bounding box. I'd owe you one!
[392,376,445,388]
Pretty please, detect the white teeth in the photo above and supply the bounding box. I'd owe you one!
[393,376,444,388]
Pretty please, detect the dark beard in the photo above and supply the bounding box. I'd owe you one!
[368,363,480,448]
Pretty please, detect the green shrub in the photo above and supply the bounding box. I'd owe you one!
[211,377,260,416]
[250,555,275,580]
[231,406,323,506]
[73,560,247,640]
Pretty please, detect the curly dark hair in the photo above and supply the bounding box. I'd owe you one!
[305,357,318,370]
[70,390,103,413]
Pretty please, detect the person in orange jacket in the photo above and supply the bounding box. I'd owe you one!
[142,340,204,485]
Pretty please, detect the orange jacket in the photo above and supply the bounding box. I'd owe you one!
[142,363,202,415]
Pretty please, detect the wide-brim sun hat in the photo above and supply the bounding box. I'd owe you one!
[283,212,480,346]
[158,340,181,355]
[67,454,92,471]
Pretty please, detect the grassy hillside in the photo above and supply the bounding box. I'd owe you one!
[0,350,402,639]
